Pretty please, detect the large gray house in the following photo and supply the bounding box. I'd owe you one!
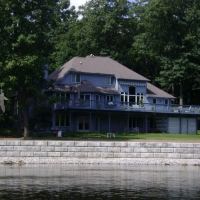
[45,55,199,134]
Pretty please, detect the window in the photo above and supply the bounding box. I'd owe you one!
[55,114,69,126]
[71,74,81,83]
[106,76,115,85]
[121,92,144,104]
[77,116,90,132]
[80,94,90,100]
[80,94,91,107]
[153,98,157,104]
[106,95,114,102]
[165,99,168,105]
[96,94,100,101]
[56,93,70,101]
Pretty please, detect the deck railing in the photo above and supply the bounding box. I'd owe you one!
[54,99,200,114]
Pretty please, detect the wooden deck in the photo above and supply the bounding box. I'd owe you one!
[54,100,200,115]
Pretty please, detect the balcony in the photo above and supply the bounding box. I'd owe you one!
[54,100,200,115]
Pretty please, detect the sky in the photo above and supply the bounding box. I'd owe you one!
[70,0,135,10]
[70,0,87,10]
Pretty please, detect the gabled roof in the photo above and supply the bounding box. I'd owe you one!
[48,56,149,84]
[147,83,175,99]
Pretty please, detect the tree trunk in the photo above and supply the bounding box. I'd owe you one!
[17,88,23,137]
[23,105,29,139]
[17,108,22,137]
[179,80,183,105]
[172,84,175,96]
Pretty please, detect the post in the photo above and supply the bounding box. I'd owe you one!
[108,113,111,133]
[145,115,148,133]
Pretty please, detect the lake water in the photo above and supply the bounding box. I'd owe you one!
[0,164,200,200]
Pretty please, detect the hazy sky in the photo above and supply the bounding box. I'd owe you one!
[70,0,87,10]
[70,0,135,10]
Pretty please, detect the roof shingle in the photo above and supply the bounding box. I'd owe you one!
[48,56,149,83]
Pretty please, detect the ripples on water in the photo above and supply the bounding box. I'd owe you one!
[0,164,200,200]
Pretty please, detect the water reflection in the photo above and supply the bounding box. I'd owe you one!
[0,164,200,199]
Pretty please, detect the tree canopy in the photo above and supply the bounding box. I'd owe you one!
[0,0,71,137]
[134,0,200,104]
[52,0,138,70]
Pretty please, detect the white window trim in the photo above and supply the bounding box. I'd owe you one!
[106,76,115,85]
[106,95,114,102]
[71,73,81,83]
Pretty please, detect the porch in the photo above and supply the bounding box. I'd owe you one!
[54,99,200,115]
[52,108,198,134]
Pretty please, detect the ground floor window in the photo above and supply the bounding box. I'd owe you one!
[77,116,90,132]
[129,117,144,129]
[55,114,69,126]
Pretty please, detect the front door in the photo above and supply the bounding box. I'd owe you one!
[77,116,90,132]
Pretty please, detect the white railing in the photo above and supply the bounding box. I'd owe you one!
[53,100,200,114]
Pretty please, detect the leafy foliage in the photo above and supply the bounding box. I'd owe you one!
[0,0,71,137]
[134,0,200,103]
[53,0,138,70]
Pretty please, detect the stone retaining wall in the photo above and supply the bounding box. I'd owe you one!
[0,140,200,165]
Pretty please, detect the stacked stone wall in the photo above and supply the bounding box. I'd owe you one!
[0,140,200,165]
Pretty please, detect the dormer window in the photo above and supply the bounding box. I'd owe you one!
[106,76,115,85]
[71,73,81,83]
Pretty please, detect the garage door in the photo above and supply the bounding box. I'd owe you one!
[168,117,179,134]
[188,118,196,134]
[181,118,187,134]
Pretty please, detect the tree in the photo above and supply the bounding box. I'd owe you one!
[134,0,200,104]
[0,0,70,138]
[53,0,138,69]
[49,2,78,71]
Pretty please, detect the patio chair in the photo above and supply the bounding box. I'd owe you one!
[185,106,192,112]
[132,127,139,133]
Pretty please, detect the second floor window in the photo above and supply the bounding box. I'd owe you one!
[106,76,115,85]
[106,95,114,102]
[56,93,70,101]
[71,74,81,83]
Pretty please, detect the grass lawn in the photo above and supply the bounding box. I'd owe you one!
[65,131,200,141]
[1,129,200,141]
